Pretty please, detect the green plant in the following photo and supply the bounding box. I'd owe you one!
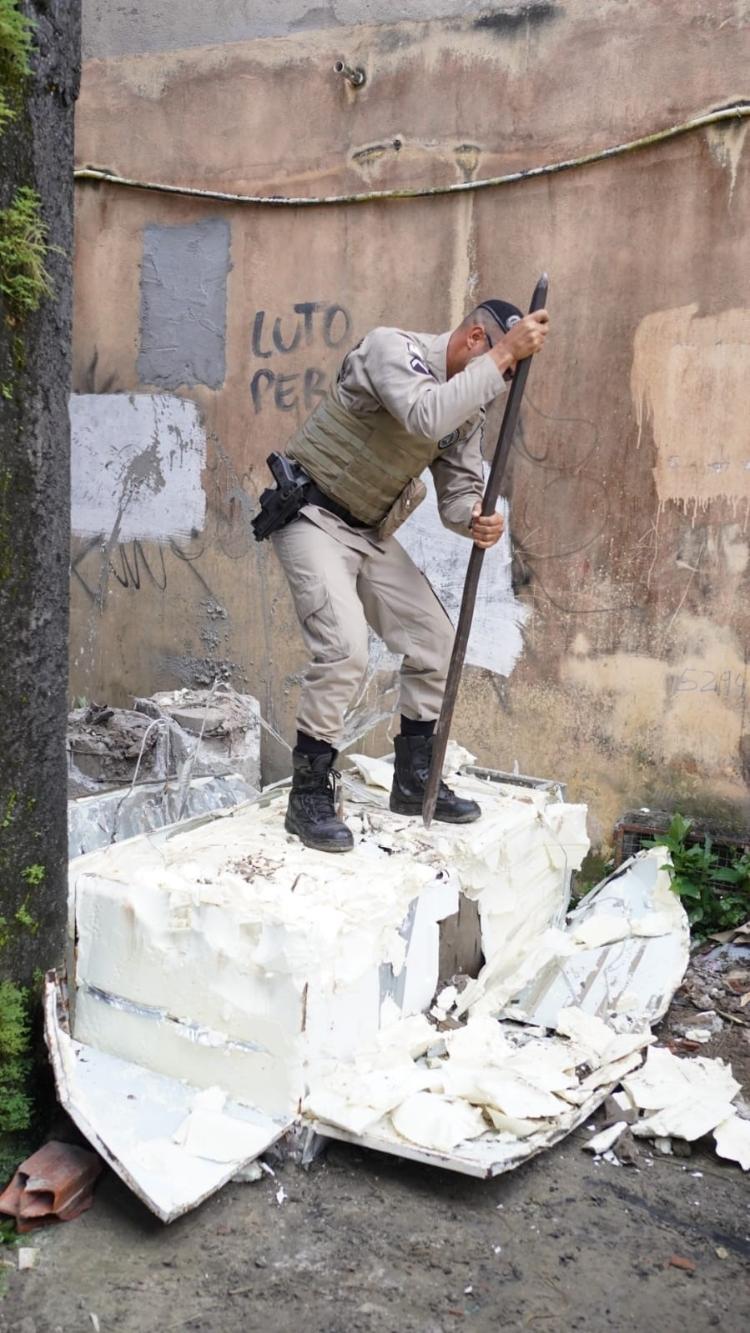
[0,0,33,137]
[0,981,29,1061]
[20,863,44,886]
[0,5,53,402]
[571,850,613,900]
[14,903,38,935]
[0,983,32,1133]
[0,982,33,1186]
[647,814,750,939]
[0,185,53,318]
[0,791,16,831]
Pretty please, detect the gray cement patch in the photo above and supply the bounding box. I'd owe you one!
[138,218,230,390]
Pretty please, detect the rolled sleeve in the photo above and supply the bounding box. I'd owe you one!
[431,421,486,537]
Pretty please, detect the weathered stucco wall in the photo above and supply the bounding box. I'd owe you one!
[81,0,548,56]
[71,1,750,846]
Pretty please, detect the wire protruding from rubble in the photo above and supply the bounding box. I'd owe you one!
[175,677,221,822]
[109,717,168,844]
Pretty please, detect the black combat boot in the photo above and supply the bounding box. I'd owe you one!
[285,750,354,853]
[389,734,481,823]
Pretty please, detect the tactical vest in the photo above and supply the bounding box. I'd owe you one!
[286,387,445,526]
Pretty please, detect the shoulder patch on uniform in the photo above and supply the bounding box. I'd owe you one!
[405,339,435,378]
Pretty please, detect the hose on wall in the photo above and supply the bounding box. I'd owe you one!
[74,102,750,208]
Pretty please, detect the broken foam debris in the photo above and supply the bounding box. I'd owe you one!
[50,747,728,1218]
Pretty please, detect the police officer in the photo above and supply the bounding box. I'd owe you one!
[271,298,549,852]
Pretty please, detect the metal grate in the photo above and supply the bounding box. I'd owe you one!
[614,809,750,875]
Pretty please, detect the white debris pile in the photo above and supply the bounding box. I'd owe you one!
[304,843,696,1175]
[305,1007,655,1156]
[52,744,715,1219]
[587,1045,750,1171]
[68,761,588,1121]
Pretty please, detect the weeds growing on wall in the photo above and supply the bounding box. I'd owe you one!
[648,814,750,941]
[0,0,52,390]
[0,185,52,321]
[0,980,30,1256]
[0,980,33,1184]
[0,0,33,136]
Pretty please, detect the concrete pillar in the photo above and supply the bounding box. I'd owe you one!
[0,1,81,990]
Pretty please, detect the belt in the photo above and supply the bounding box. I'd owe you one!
[303,479,371,530]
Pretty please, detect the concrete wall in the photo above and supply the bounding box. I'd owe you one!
[71,1,750,846]
[81,1,541,56]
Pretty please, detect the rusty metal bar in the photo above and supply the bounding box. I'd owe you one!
[422,273,549,827]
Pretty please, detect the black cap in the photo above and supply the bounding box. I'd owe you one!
[476,298,523,333]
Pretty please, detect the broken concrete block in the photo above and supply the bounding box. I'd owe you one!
[151,684,261,789]
[67,703,165,788]
[165,706,226,735]
[68,684,261,794]
[67,684,262,855]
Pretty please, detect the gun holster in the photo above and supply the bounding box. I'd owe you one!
[251,453,310,542]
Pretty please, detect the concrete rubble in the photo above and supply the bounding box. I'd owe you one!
[46,743,749,1222]
[67,685,261,857]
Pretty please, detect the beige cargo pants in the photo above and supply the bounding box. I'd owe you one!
[272,508,454,747]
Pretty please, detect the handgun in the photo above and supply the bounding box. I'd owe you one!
[251,453,310,542]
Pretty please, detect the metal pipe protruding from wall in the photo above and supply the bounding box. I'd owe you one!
[334,60,366,88]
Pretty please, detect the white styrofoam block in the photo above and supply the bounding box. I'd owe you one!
[70,773,589,1120]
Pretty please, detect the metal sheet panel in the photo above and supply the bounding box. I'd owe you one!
[44,977,292,1223]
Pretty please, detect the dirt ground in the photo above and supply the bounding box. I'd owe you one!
[2,952,750,1333]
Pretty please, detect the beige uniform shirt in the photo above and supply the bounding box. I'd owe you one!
[302,326,507,552]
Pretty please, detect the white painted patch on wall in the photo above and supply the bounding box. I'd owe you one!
[70,393,206,541]
[397,470,529,677]
[631,305,750,518]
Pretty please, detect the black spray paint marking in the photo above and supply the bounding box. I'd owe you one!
[473,4,562,35]
[250,366,328,414]
[249,300,351,413]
